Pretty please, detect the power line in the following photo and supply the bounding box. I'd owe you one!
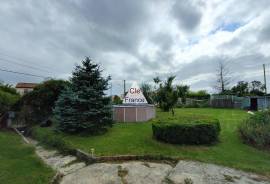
[0,50,57,71]
[0,57,52,73]
[0,68,49,78]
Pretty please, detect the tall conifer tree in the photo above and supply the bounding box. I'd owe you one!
[54,57,112,133]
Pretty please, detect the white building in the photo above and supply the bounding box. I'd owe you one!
[15,83,38,95]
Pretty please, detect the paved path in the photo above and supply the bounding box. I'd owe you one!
[28,138,86,177]
[29,139,270,184]
[60,161,269,184]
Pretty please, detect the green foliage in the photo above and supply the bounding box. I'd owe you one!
[179,99,210,108]
[239,111,270,148]
[141,83,154,104]
[155,76,178,115]
[0,82,18,95]
[31,127,75,154]
[231,81,249,97]
[0,85,20,115]
[250,80,265,96]
[54,57,113,134]
[13,79,69,125]
[153,77,161,84]
[112,95,123,105]
[152,118,220,145]
[228,80,265,97]
[187,90,210,100]
[176,85,189,104]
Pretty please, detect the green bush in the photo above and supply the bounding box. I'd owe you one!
[239,111,270,148]
[0,89,20,115]
[152,118,220,145]
[13,79,69,125]
[0,83,18,95]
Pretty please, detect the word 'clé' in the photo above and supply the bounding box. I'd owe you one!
[129,88,141,94]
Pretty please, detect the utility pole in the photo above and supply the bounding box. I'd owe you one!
[123,80,126,98]
[110,82,112,97]
[263,64,267,94]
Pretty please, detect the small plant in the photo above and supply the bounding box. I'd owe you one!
[154,76,178,115]
[163,176,175,184]
[117,166,128,184]
[224,174,234,182]
[184,178,193,184]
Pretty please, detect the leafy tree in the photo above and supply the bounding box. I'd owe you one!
[112,95,122,105]
[0,88,20,116]
[141,83,153,104]
[156,76,178,115]
[231,81,249,96]
[54,57,112,134]
[249,80,265,96]
[0,82,18,95]
[176,85,189,103]
[13,79,69,124]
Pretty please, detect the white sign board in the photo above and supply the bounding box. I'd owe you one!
[123,82,148,104]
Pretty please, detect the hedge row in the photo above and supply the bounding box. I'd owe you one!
[152,119,220,145]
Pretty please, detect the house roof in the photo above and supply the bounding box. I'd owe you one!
[15,83,38,89]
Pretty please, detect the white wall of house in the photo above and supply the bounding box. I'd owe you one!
[16,88,34,95]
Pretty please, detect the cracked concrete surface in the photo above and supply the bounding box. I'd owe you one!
[29,139,269,184]
[60,161,269,184]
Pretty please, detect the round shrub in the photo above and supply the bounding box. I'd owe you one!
[239,111,270,148]
[152,118,220,145]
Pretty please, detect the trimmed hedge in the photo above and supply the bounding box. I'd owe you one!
[152,118,220,145]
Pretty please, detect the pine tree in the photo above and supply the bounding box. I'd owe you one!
[54,57,112,134]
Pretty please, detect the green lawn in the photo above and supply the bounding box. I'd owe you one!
[0,131,55,184]
[34,108,270,176]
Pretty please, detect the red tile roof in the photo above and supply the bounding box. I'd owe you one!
[15,83,38,89]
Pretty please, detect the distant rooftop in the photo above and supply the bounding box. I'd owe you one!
[15,83,38,89]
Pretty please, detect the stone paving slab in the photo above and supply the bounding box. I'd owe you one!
[61,163,122,184]
[167,160,270,184]
[59,162,86,176]
[60,161,270,184]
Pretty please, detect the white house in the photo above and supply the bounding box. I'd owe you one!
[15,83,38,95]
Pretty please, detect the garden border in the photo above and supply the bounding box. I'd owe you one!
[75,149,178,165]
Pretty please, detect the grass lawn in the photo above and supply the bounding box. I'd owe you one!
[34,108,270,176]
[0,131,55,184]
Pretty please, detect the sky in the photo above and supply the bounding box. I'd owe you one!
[0,0,270,95]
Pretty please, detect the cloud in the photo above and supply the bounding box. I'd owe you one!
[171,0,202,32]
[0,0,270,95]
